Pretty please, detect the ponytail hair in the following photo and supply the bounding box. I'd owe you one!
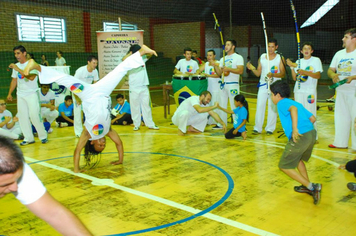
[234,94,249,122]
[84,141,102,168]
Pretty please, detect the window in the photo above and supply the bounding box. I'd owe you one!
[16,14,67,42]
[103,22,137,31]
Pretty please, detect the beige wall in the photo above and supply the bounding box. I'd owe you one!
[0,1,268,59]
[153,22,202,63]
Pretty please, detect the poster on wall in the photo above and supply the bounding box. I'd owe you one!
[96,30,144,89]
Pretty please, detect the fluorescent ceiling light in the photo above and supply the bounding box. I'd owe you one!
[301,0,340,28]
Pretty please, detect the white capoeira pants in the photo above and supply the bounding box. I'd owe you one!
[207,90,219,125]
[72,95,83,136]
[37,52,145,138]
[217,83,239,125]
[172,111,208,133]
[253,87,278,133]
[17,93,47,142]
[332,89,356,149]
[294,91,318,139]
[39,51,144,102]
[129,85,156,128]
[41,108,59,125]
[0,127,22,139]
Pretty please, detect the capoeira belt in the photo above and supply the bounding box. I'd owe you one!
[219,81,238,90]
[257,82,267,88]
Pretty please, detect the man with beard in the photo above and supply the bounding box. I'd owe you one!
[171,91,226,136]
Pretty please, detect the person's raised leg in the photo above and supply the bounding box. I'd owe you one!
[139,45,157,57]
[24,59,41,77]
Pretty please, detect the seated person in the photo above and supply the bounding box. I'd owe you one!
[218,94,249,140]
[39,83,59,125]
[174,47,200,75]
[111,94,133,125]
[56,95,74,127]
[171,91,226,136]
[0,99,23,140]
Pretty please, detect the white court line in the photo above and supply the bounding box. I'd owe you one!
[25,156,278,236]
[243,139,343,167]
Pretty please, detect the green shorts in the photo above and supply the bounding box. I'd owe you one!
[279,129,316,169]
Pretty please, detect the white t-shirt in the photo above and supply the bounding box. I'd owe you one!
[0,109,13,130]
[330,48,356,92]
[258,53,283,91]
[259,53,283,82]
[13,163,46,205]
[74,66,99,84]
[11,61,39,97]
[175,96,206,118]
[39,90,56,112]
[55,57,66,66]
[219,53,244,82]
[293,56,323,94]
[205,61,220,92]
[127,56,149,88]
[175,59,199,74]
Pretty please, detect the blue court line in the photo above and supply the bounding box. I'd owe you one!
[27,152,234,235]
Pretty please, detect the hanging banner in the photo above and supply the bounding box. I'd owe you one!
[96,30,144,89]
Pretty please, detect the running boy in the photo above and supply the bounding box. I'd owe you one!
[270,80,321,205]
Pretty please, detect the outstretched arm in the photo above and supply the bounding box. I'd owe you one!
[217,105,234,114]
[73,129,91,173]
[27,192,92,236]
[106,128,124,165]
[193,103,218,113]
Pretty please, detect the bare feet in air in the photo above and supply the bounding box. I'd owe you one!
[24,59,41,78]
[139,45,158,57]
[111,160,123,165]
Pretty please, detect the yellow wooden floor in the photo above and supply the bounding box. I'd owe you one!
[1,97,356,236]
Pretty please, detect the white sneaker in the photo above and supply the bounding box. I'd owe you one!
[60,122,68,128]
[149,125,160,130]
[133,127,140,131]
[48,128,53,134]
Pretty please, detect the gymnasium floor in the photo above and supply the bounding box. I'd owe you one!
[1,83,356,236]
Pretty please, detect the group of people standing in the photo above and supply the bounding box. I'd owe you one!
[0,45,158,235]
[171,28,356,204]
[1,26,356,234]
